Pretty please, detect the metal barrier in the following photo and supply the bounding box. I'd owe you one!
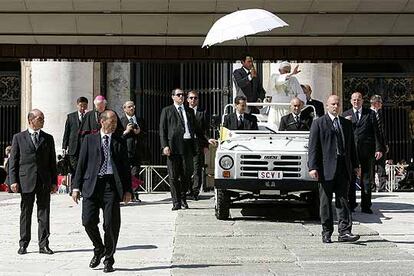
[386,164,407,192]
[138,165,170,193]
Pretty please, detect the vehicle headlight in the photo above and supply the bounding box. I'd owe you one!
[219,155,234,170]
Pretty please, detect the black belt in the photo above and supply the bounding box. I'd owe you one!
[97,174,114,179]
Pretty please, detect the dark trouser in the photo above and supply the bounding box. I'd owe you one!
[20,180,51,248]
[348,151,375,210]
[68,155,79,180]
[190,143,205,196]
[375,155,387,191]
[320,157,352,236]
[167,140,194,207]
[82,176,120,266]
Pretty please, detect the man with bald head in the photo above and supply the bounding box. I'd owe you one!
[72,110,132,273]
[343,92,384,214]
[8,109,57,255]
[308,95,360,243]
[279,97,312,131]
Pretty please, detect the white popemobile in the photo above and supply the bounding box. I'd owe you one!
[214,102,319,220]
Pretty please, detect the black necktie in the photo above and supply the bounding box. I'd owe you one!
[79,113,84,124]
[333,117,345,155]
[355,110,360,122]
[32,132,39,149]
[178,106,185,124]
[239,115,244,129]
[99,135,109,176]
[129,117,134,124]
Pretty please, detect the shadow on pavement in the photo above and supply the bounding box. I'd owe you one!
[234,201,318,222]
[121,198,172,207]
[116,263,240,272]
[54,244,157,253]
[353,201,414,224]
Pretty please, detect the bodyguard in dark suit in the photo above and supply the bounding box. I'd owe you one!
[370,95,388,191]
[343,92,384,214]
[279,97,312,131]
[302,84,324,117]
[72,110,132,273]
[120,100,148,201]
[308,95,360,243]
[233,54,266,114]
[160,89,216,210]
[62,96,88,176]
[186,90,210,200]
[8,109,57,255]
[223,96,258,131]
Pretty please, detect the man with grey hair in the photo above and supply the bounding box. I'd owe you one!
[370,95,388,191]
[81,95,123,138]
[8,109,57,255]
[266,61,307,127]
[120,100,148,201]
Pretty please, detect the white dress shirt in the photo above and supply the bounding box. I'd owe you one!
[126,114,138,125]
[174,104,191,139]
[353,107,362,121]
[243,67,253,81]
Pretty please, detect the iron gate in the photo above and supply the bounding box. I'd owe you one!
[0,72,20,160]
[343,74,413,163]
[133,60,232,166]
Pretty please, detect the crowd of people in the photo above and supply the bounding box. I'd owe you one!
[0,53,407,272]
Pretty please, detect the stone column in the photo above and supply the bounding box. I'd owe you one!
[106,62,131,117]
[30,61,94,153]
[20,61,32,130]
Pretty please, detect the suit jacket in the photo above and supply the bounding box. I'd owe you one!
[80,109,123,138]
[120,114,150,164]
[73,133,132,200]
[307,99,324,118]
[279,113,312,131]
[374,109,387,148]
[342,107,384,156]
[8,130,57,193]
[223,113,258,130]
[62,111,85,156]
[233,67,266,103]
[191,107,209,148]
[308,114,359,181]
[159,105,207,155]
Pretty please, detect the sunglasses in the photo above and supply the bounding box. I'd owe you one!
[188,96,198,100]
[175,93,184,97]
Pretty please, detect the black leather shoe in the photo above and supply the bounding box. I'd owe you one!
[103,263,115,273]
[17,246,27,255]
[89,251,105,268]
[181,199,189,209]
[193,193,199,201]
[172,205,181,211]
[322,235,333,244]
[361,208,373,214]
[338,233,360,242]
[39,246,54,254]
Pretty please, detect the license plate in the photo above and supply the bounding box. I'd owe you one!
[258,171,283,179]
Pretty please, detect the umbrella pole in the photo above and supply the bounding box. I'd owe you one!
[244,36,250,52]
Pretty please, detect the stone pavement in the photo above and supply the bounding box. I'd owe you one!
[0,191,413,275]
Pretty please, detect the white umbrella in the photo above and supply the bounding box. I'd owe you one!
[202,9,288,48]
